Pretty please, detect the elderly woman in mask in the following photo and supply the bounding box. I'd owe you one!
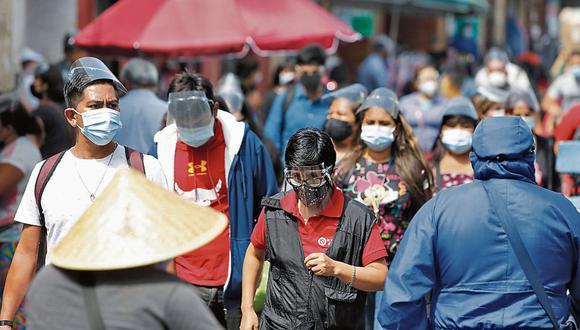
[399,66,447,157]
[335,88,433,329]
[430,97,479,191]
[322,84,368,163]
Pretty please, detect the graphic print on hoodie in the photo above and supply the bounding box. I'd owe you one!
[173,120,230,286]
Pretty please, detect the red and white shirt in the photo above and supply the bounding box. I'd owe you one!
[173,121,230,286]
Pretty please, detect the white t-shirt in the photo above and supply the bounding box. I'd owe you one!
[15,145,167,257]
[0,136,42,242]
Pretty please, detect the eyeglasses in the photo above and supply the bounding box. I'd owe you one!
[284,164,333,188]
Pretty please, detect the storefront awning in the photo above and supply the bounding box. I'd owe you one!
[336,0,489,15]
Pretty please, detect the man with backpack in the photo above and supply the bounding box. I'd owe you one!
[0,57,167,329]
[378,117,579,329]
[264,44,332,164]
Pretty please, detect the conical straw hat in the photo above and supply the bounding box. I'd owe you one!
[50,168,228,271]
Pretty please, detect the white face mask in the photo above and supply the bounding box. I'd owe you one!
[419,80,438,98]
[279,72,295,86]
[441,128,473,154]
[488,71,507,88]
[360,125,396,151]
[487,109,505,117]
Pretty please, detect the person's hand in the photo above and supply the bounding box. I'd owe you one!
[304,253,336,277]
[240,308,259,330]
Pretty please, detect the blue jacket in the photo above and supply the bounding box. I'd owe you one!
[152,111,279,309]
[264,84,331,163]
[357,53,389,92]
[379,117,580,329]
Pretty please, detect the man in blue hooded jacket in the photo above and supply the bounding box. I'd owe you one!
[379,116,580,329]
[152,71,278,329]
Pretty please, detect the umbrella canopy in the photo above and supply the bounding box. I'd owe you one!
[75,0,360,58]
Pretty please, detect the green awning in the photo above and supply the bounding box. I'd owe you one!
[411,0,489,14]
[335,0,489,15]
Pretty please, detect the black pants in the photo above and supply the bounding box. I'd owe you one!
[192,285,242,330]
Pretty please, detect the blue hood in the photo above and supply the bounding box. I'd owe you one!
[470,116,535,183]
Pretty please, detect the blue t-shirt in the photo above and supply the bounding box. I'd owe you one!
[264,84,331,163]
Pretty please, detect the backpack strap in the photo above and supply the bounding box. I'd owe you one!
[124,147,145,175]
[481,180,560,329]
[34,151,66,269]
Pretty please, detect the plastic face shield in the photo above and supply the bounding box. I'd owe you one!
[284,163,333,189]
[168,90,214,129]
[321,83,368,106]
[218,89,244,114]
[357,87,399,119]
[69,57,127,96]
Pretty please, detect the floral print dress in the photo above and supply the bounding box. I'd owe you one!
[339,157,411,263]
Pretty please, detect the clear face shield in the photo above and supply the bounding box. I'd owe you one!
[168,90,214,129]
[357,87,399,119]
[68,57,127,96]
[219,89,245,114]
[284,163,334,210]
[284,163,333,190]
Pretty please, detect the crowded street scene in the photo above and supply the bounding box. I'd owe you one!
[0,0,579,329]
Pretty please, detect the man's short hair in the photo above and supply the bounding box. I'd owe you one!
[168,70,215,101]
[297,44,326,67]
[285,128,336,168]
[120,58,159,88]
[64,77,116,108]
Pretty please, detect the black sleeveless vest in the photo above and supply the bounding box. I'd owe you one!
[260,191,376,330]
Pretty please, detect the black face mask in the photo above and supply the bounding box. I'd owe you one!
[324,118,353,143]
[300,72,322,93]
[293,179,332,210]
[30,84,43,99]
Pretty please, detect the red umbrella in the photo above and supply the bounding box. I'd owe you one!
[75,0,360,58]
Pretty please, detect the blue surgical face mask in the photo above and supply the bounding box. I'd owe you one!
[73,108,122,146]
[361,125,395,151]
[521,115,535,131]
[441,128,473,154]
[178,117,215,148]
